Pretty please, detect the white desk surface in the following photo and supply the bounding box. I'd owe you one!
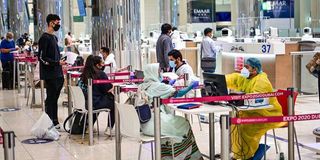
[166,103,273,115]
[166,103,232,115]
[236,105,273,111]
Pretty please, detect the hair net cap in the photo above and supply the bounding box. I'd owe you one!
[246,58,262,73]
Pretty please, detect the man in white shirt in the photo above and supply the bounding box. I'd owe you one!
[201,28,220,72]
[100,47,117,74]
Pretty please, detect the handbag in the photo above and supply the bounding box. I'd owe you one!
[125,87,152,123]
[306,52,320,78]
[200,44,216,71]
[63,110,86,134]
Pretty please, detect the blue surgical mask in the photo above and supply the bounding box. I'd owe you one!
[240,67,250,78]
[169,60,176,68]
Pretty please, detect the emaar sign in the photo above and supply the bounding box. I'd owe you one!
[262,0,294,18]
[188,0,215,23]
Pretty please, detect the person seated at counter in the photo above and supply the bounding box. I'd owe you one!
[77,55,115,135]
[138,63,203,160]
[226,57,283,160]
[167,49,199,87]
[99,47,117,74]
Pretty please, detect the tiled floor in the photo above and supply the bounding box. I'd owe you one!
[0,88,320,160]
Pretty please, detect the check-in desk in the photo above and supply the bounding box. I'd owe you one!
[217,41,300,89]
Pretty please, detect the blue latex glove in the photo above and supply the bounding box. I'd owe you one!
[169,79,176,86]
[174,81,198,98]
[190,81,199,89]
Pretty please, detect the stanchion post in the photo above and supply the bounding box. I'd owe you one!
[3,131,15,160]
[183,73,189,120]
[287,87,295,160]
[109,63,113,79]
[209,113,215,160]
[31,63,36,105]
[220,115,230,160]
[128,65,132,80]
[13,59,16,90]
[153,97,161,160]
[17,60,21,93]
[40,80,45,111]
[67,73,72,126]
[87,78,93,146]
[24,62,27,98]
[114,86,121,160]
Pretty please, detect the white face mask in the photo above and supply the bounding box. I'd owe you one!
[240,67,250,78]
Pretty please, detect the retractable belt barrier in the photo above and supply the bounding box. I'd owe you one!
[231,113,320,124]
[161,91,289,104]
[93,79,144,84]
[157,88,297,160]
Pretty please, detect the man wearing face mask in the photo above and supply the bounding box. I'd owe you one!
[38,14,67,129]
[168,49,194,80]
[0,32,19,89]
[156,23,173,72]
[226,58,283,160]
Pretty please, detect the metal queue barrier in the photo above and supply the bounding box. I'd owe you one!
[160,89,294,160]
[218,88,297,160]
[83,77,144,147]
[3,131,15,160]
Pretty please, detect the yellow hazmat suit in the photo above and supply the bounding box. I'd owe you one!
[226,72,283,159]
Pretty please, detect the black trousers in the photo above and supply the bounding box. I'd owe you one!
[44,77,64,125]
[87,95,115,128]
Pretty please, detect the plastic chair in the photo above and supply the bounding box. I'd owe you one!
[26,67,40,107]
[68,85,112,140]
[264,89,300,159]
[116,102,175,160]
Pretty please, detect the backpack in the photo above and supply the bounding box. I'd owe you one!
[63,110,86,134]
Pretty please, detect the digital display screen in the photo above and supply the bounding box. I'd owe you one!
[216,12,231,22]
[263,0,294,18]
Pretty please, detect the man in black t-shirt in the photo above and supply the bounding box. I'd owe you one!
[38,14,67,129]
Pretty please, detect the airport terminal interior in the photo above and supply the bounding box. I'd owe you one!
[1,0,320,160]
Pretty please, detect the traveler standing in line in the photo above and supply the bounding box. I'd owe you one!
[38,14,66,129]
[156,23,173,72]
[0,32,19,89]
[200,28,220,73]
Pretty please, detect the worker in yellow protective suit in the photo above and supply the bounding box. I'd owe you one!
[226,58,284,160]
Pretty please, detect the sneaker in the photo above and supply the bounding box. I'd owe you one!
[55,124,61,130]
[104,127,115,136]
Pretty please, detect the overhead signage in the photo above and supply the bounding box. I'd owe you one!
[263,0,294,18]
[188,0,215,23]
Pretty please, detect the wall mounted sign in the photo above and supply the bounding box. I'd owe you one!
[188,0,215,23]
[262,0,294,18]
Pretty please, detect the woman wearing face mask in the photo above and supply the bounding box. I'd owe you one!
[78,55,115,133]
[226,58,283,160]
[138,63,203,160]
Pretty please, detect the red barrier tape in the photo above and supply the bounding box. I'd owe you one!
[70,73,81,78]
[108,72,131,76]
[15,57,38,63]
[231,113,320,124]
[67,66,84,70]
[121,87,138,92]
[103,63,112,67]
[161,91,290,104]
[93,78,144,84]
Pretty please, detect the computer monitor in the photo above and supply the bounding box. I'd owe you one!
[134,70,144,79]
[202,73,228,97]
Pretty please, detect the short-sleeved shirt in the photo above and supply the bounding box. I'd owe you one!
[0,39,15,62]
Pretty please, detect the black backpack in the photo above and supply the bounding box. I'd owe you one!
[63,110,86,134]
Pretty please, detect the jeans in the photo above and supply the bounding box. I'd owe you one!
[44,77,64,125]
